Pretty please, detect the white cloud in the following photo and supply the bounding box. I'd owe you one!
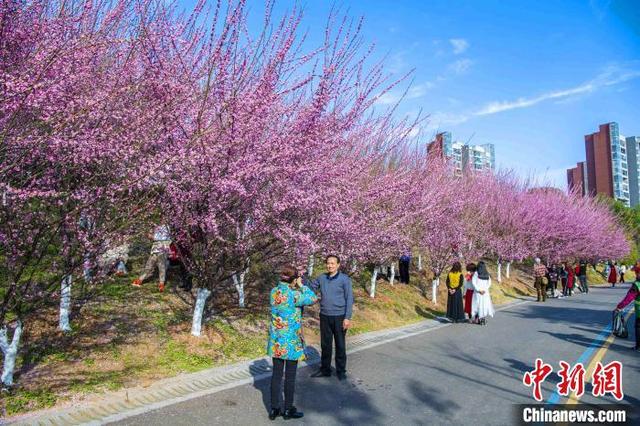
[449,38,469,55]
[448,58,473,74]
[473,64,640,116]
[420,63,640,130]
[375,81,436,105]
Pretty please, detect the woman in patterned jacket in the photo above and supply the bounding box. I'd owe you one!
[267,265,318,420]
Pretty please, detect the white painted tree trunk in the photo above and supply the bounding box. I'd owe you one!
[370,267,379,298]
[506,262,511,278]
[497,261,502,283]
[307,255,315,276]
[232,263,249,308]
[1,320,23,387]
[232,273,245,308]
[432,277,439,303]
[417,254,423,271]
[59,275,72,332]
[389,264,396,286]
[191,288,212,336]
[350,260,358,273]
[389,263,396,285]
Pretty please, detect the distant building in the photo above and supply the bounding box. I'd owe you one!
[626,136,640,207]
[567,161,587,196]
[427,132,495,175]
[568,122,640,207]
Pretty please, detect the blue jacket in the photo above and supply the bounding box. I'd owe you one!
[267,283,317,361]
[307,272,354,319]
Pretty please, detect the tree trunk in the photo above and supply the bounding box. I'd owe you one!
[232,262,249,308]
[417,254,423,271]
[191,288,212,336]
[232,272,246,308]
[389,264,396,286]
[497,261,502,283]
[432,277,439,303]
[1,320,23,387]
[350,259,358,273]
[307,255,315,276]
[506,261,511,278]
[370,267,379,298]
[59,275,72,332]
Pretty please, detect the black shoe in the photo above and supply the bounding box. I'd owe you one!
[337,373,347,381]
[268,408,281,420]
[310,370,331,378]
[283,407,304,420]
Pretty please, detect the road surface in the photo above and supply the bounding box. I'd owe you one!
[111,284,639,425]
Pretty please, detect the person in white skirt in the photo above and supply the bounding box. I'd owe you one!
[472,261,495,325]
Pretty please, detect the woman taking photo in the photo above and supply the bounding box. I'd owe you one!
[267,265,318,420]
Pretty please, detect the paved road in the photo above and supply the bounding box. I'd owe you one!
[112,285,639,425]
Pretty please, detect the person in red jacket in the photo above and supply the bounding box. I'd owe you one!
[566,263,575,296]
[631,260,640,281]
[608,261,618,288]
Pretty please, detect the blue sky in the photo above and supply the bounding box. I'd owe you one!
[178,0,640,189]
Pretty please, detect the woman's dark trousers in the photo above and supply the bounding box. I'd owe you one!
[271,358,298,410]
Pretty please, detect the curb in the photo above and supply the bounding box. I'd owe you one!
[7,297,533,426]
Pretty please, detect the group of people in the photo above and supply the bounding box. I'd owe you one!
[445,261,495,325]
[532,258,590,302]
[606,260,631,288]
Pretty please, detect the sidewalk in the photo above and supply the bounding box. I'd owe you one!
[7,298,531,426]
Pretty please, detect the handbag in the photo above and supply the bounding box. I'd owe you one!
[612,311,628,339]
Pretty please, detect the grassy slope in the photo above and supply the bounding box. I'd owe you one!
[2,260,536,418]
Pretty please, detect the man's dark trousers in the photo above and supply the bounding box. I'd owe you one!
[320,314,346,374]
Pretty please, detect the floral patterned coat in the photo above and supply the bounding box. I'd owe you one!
[267,282,318,361]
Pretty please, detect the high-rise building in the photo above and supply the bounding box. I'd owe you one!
[427,132,495,175]
[427,131,452,158]
[567,162,587,196]
[467,144,495,172]
[567,122,639,206]
[626,136,640,207]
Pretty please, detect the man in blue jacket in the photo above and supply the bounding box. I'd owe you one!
[306,255,354,381]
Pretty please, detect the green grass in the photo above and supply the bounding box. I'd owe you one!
[3,258,534,419]
[3,388,58,417]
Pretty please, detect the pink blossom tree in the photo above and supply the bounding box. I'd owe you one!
[0,0,179,385]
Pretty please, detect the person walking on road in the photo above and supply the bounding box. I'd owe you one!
[577,259,589,293]
[546,264,559,298]
[619,264,627,284]
[307,255,354,381]
[132,224,171,292]
[608,260,618,288]
[566,263,575,296]
[632,260,640,281]
[471,261,494,325]
[446,262,465,323]
[533,258,548,302]
[614,279,640,352]
[464,263,476,323]
[560,264,569,296]
[267,265,318,420]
